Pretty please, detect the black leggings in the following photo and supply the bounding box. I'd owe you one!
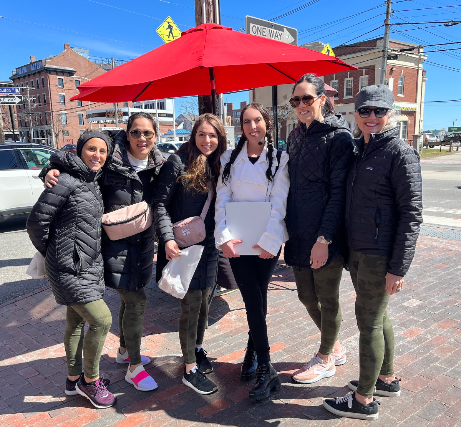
[229,251,280,364]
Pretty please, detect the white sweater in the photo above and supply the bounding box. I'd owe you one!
[214,143,290,256]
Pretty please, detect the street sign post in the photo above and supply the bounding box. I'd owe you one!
[245,16,298,149]
[0,87,20,95]
[0,95,22,105]
[245,16,298,46]
[156,16,181,43]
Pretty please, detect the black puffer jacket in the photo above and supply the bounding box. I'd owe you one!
[101,135,165,291]
[345,127,423,277]
[27,152,104,306]
[285,114,356,269]
[154,152,218,290]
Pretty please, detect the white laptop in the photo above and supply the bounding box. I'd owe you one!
[225,202,271,256]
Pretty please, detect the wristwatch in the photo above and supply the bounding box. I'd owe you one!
[317,236,332,245]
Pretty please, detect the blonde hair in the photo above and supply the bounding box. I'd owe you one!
[351,108,399,138]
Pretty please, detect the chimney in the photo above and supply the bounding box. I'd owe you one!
[64,43,70,50]
[12,71,16,75]
[30,56,36,63]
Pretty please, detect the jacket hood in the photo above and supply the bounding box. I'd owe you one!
[301,113,350,134]
[49,151,102,182]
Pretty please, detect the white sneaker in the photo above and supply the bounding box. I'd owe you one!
[125,365,158,391]
[333,346,347,366]
[116,348,151,366]
[292,353,336,384]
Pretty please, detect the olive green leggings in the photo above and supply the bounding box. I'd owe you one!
[293,255,344,355]
[349,250,395,397]
[64,299,112,379]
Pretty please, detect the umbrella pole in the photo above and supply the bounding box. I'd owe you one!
[209,68,217,116]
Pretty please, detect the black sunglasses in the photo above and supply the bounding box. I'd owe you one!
[129,130,155,139]
[289,95,320,108]
[357,107,389,118]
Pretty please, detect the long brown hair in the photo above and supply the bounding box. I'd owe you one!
[178,113,227,194]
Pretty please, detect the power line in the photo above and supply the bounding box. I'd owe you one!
[268,0,321,22]
[339,25,385,46]
[424,98,461,103]
[424,60,461,71]
[395,4,461,12]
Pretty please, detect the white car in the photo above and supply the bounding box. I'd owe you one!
[0,143,56,221]
[157,142,183,157]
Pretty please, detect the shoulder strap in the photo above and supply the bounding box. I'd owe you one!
[274,150,282,176]
[199,189,213,220]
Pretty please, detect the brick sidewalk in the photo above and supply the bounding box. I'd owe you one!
[1,235,461,426]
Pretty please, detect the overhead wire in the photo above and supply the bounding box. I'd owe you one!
[268,0,321,22]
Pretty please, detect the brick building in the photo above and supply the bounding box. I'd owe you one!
[251,37,427,143]
[226,101,248,138]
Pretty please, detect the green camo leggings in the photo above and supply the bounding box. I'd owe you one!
[349,250,395,397]
[64,299,112,379]
[117,288,147,366]
[293,255,344,355]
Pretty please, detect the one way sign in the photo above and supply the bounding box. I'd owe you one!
[245,16,298,46]
[0,95,22,105]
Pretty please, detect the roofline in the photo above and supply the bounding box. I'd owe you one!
[333,37,421,50]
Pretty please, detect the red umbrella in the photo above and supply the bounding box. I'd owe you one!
[72,23,356,105]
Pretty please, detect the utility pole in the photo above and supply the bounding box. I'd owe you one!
[380,0,392,84]
[0,108,5,144]
[26,86,33,143]
[112,58,119,128]
[9,105,18,141]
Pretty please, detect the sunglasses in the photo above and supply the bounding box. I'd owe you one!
[289,95,320,108]
[357,107,389,118]
[129,130,155,139]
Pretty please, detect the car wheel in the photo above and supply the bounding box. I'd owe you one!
[429,145,434,148]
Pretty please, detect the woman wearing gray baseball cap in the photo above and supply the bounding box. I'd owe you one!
[323,84,423,420]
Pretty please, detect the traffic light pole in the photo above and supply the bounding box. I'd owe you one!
[380,0,392,84]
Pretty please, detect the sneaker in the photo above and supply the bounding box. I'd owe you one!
[333,346,347,366]
[75,377,116,409]
[348,377,401,397]
[66,373,110,396]
[116,348,151,366]
[182,366,218,395]
[323,391,380,420]
[125,365,158,391]
[196,348,213,374]
[292,353,336,384]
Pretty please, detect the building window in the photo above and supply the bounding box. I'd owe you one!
[398,75,405,96]
[58,78,64,88]
[61,112,67,125]
[21,83,24,93]
[42,77,45,88]
[344,78,353,98]
[359,75,369,91]
[123,102,128,107]
[30,80,35,89]
[37,79,40,90]
[59,94,65,106]
[77,100,82,107]
[157,101,165,110]
[330,80,339,98]
[45,114,49,125]
[75,79,80,88]
[43,93,47,105]
[25,81,29,88]
[63,130,69,137]
[39,113,43,125]
[37,94,41,105]
[78,113,84,126]
[398,121,408,139]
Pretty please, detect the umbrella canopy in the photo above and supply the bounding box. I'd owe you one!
[72,23,356,103]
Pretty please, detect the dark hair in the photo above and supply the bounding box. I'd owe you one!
[126,112,158,136]
[221,102,276,185]
[177,113,227,194]
[292,73,335,117]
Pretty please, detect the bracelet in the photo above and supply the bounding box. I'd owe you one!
[317,236,332,245]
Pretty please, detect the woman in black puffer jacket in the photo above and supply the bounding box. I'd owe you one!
[44,112,165,392]
[286,74,356,385]
[154,113,227,396]
[27,131,116,409]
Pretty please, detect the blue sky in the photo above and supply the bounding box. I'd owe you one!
[1,0,460,130]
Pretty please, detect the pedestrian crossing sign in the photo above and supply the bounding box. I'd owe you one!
[157,16,182,43]
[321,43,335,57]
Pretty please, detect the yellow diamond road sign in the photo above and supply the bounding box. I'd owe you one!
[157,16,181,43]
[321,43,335,57]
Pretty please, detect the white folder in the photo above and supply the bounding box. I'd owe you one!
[225,202,271,256]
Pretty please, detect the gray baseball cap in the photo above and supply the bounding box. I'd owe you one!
[355,84,394,110]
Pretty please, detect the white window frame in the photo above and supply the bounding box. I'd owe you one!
[58,77,64,88]
[59,93,66,106]
[344,78,353,98]
[30,80,35,89]
[61,112,67,125]
[330,80,339,98]
[398,75,405,96]
[78,113,84,126]
[359,75,369,91]
[75,79,81,88]
[398,121,408,139]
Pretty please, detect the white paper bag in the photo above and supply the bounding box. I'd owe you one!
[158,245,204,299]
[26,252,47,279]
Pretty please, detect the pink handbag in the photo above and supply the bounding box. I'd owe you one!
[102,201,153,241]
[172,190,212,248]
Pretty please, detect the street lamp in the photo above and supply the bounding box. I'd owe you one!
[454,119,458,127]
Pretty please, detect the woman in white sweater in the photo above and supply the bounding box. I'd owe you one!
[215,102,290,403]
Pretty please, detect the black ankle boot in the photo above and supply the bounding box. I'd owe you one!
[240,347,257,382]
[249,362,281,403]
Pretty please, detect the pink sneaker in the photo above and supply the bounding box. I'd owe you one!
[116,348,151,366]
[333,346,347,366]
[292,353,336,384]
[125,365,158,391]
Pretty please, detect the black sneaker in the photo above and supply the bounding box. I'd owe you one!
[182,367,218,395]
[348,377,401,397]
[196,348,213,374]
[323,391,380,420]
[65,373,110,396]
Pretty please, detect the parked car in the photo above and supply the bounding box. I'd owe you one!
[422,133,437,148]
[157,142,183,157]
[0,143,57,222]
[442,133,461,145]
[60,144,77,154]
